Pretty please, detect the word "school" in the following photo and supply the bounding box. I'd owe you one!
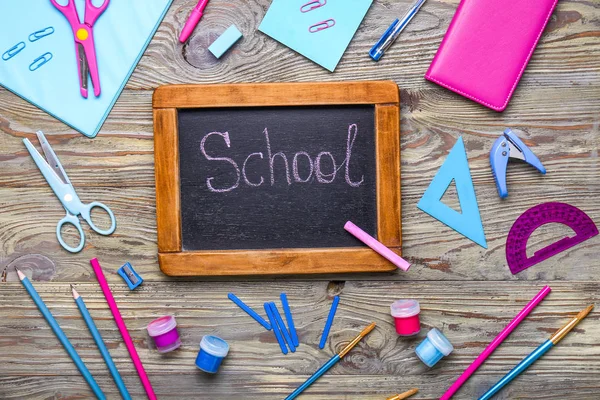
[200,124,365,193]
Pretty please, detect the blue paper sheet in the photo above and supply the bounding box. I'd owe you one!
[259,0,373,72]
[0,0,172,138]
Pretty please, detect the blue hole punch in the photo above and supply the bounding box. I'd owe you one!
[117,262,143,290]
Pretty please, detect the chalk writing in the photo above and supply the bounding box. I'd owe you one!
[199,124,364,192]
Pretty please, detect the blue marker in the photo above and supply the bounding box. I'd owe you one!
[270,303,296,352]
[369,0,428,61]
[228,293,272,330]
[319,296,340,349]
[265,303,288,354]
[280,293,299,347]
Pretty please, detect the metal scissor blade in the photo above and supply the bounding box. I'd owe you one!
[35,131,70,185]
[77,42,89,93]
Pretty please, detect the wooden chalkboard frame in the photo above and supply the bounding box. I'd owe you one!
[153,81,401,276]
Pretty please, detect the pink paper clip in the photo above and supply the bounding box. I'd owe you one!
[309,19,335,33]
[301,0,326,13]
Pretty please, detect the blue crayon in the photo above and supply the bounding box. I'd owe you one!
[280,293,299,347]
[264,303,288,354]
[319,296,340,349]
[228,293,271,330]
[270,302,296,353]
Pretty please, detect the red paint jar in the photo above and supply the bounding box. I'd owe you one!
[390,299,421,336]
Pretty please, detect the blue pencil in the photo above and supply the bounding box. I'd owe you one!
[72,285,131,400]
[264,302,287,354]
[229,293,272,330]
[478,304,593,400]
[280,293,299,347]
[269,302,296,352]
[319,296,340,349]
[16,269,106,400]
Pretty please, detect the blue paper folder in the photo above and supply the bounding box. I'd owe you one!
[0,0,172,138]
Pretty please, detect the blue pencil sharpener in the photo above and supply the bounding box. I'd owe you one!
[117,262,143,290]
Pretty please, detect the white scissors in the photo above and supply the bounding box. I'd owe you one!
[23,131,116,253]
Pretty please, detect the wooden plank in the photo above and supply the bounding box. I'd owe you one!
[159,248,397,276]
[375,103,401,247]
[0,281,598,399]
[153,81,400,108]
[153,108,181,252]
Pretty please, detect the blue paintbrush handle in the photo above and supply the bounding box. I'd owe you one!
[20,277,105,399]
[285,355,340,400]
[75,296,131,400]
[478,340,554,400]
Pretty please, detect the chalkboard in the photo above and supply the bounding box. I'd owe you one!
[153,81,401,276]
[178,106,376,251]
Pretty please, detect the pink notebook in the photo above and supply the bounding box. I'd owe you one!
[425,0,559,111]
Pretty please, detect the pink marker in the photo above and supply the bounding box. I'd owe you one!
[344,221,410,271]
[179,0,210,43]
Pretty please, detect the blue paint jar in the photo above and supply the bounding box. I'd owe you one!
[195,335,230,373]
[415,328,453,367]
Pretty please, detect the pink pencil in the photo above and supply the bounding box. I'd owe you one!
[440,285,551,400]
[344,221,410,271]
[91,258,157,400]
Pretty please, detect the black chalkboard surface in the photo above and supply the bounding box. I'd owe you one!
[153,81,401,276]
[178,106,377,251]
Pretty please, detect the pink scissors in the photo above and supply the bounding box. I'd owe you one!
[50,0,110,98]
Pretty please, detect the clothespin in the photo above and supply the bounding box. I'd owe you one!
[490,129,546,198]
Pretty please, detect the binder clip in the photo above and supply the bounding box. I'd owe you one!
[118,262,143,290]
[490,129,546,198]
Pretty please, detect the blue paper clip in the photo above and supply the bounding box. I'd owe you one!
[29,27,55,42]
[117,262,143,290]
[301,0,326,13]
[29,52,52,71]
[309,19,335,33]
[2,42,25,61]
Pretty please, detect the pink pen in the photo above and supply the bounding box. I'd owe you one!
[179,0,210,43]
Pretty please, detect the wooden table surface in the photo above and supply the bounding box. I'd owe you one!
[1,0,599,399]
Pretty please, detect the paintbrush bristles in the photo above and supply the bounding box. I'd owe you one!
[338,322,376,358]
[15,268,26,280]
[386,388,419,400]
[550,304,594,345]
[71,285,80,299]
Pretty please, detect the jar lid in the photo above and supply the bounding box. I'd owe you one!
[147,315,177,337]
[390,299,420,318]
[200,335,230,358]
[427,328,453,356]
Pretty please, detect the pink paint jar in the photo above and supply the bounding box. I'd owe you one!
[147,315,181,353]
[390,299,421,336]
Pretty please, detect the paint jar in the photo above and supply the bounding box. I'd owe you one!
[415,328,453,367]
[195,335,230,373]
[147,315,181,353]
[390,299,421,336]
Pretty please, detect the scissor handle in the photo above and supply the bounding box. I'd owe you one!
[84,0,110,26]
[57,213,85,253]
[50,0,80,26]
[81,201,117,236]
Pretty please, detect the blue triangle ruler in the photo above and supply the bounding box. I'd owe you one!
[417,137,487,248]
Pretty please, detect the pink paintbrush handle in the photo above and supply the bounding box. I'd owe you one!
[91,258,157,400]
[440,285,551,400]
[344,221,410,271]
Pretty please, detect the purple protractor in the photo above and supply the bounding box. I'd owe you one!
[506,202,598,274]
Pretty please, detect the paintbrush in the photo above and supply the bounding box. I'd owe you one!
[285,322,376,400]
[478,304,594,400]
[386,388,419,399]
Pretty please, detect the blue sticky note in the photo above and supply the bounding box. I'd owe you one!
[259,0,373,72]
[209,25,242,59]
[417,137,488,248]
[0,0,173,138]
